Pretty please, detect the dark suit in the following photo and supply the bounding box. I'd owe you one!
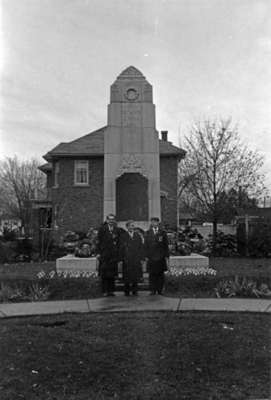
[144,227,169,294]
[120,231,144,294]
[97,223,121,294]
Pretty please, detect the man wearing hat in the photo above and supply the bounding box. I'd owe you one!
[96,214,121,296]
[120,220,145,296]
[144,217,169,295]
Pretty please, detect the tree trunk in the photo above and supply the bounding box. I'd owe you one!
[212,218,218,256]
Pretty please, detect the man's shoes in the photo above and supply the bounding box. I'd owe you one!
[157,291,163,295]
[132,292,138,296]
[149,291,156,295]
[124,292,130,296]
[107,292,115,297]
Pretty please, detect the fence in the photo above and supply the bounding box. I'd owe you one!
[189,224,237,239]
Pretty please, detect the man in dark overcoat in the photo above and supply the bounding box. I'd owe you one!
[120,221,145,296]
[144,217,169,295]
[96,214,121,296]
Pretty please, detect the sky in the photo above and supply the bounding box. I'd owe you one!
[0,0,271,189]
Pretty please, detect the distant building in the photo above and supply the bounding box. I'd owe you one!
[32,66,185,241]
[235,207,271,223]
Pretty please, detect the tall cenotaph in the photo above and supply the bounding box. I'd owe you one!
[104,66,161,229]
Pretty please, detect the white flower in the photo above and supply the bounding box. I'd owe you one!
[49,271,56,279]
[166,266,216,277]
[37,271,46,279]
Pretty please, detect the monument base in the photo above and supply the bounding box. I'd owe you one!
[170,254,209,268]
[56,255,97,273]
[56,253,209,274]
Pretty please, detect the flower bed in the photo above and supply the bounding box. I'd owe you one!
[164,267,271,298]
[0,270,102,303]
[1,267,270,303]
[164,267,218,297]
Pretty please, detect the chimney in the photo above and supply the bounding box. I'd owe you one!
[161,130,168,141]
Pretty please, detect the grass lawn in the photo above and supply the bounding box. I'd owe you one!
[0,262,55,279]
[210,257,271,278]
[0,312,269,400]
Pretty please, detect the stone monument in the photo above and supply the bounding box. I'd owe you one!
[104,66,160,230]
[56,66,209,274]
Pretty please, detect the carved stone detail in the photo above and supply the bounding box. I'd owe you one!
[118,66,145,80]
[117,154,148,177]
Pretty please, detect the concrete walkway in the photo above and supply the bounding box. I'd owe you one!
[0,292,271,317]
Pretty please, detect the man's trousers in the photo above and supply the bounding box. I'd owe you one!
[149,272,164,294]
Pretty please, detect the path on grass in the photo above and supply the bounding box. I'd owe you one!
[0,292,271,318]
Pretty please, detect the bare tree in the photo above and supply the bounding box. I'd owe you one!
[179,118,266,250]
[0,156,46,233]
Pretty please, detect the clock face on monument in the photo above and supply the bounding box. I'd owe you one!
[125,88,139,101]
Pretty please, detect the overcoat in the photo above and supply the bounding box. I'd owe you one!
[144,228,169,275]
[120,231,144,283]
[96,223,121,279]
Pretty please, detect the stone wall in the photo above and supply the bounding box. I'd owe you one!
[160,156,178,230]
[51,157,104,238]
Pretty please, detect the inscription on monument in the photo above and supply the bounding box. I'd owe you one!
[122,103,141,127]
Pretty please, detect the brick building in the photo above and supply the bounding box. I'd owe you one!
[34,67,185,242]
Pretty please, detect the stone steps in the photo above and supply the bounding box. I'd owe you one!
[115,274,150,291]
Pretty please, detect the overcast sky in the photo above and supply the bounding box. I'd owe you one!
[0,0,271,188]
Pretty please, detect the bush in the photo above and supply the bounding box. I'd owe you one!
[0,280,49,302]
[215,276,271,298]
[248,222,271,257]
[0,241,18,263]
[0,282,27,302]
[207,232,238,256]
[28,282,50,301]
[167,227,207,256]
[0,226,17,241]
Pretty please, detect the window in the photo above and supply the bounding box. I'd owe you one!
[54,162,60,187]
[74,160,89,185]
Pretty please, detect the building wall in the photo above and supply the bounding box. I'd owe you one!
[51,157,104,238]
[160,156,178,230]
[42,155,178,241]
[46,171,52,189]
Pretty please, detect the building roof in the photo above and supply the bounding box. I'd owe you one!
[39,162,52,172]
[43,126,186,161]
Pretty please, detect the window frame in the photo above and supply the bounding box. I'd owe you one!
[74,160,89,186]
